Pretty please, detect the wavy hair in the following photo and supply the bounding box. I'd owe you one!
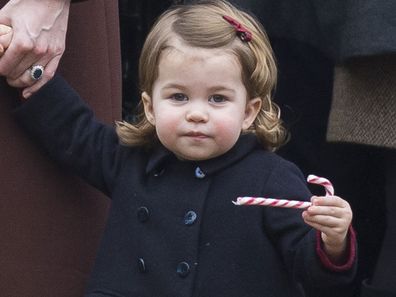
[116,0,287,151]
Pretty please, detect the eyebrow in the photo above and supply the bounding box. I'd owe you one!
[208,86,236,94]
[162,83,236,94]
[162,83,187,91]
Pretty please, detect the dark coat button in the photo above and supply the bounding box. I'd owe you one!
[138,257,147,273]
[195,167,205,178]
[176,261,190,277]
[184,210,197,225]
[137,206,150,222]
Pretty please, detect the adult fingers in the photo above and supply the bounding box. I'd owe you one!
[5,38,50,80]
[0,36,31,77]
[0,0,69,78]
[6,55,52,88]
[22,55,60,98]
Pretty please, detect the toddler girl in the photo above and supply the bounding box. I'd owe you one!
[5,1,356,296]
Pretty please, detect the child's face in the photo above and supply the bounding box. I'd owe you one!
[143,43,261,161]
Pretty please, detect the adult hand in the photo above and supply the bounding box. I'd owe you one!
[0,0,71,98]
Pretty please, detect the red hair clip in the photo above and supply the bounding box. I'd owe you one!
[222,15,252,42]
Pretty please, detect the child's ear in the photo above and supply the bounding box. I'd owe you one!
[242,97,262,130]
[141,92,155,125]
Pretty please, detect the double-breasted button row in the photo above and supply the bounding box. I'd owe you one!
[137,258,191,277]
[137,206,195,278]
[138,207,197,225]
[154,166,205,178]
[153,166,205,178]
[154,166,204,178]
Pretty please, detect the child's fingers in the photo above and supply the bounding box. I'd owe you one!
[305,207,352,222]
[303,215,349,242]
[309,220,349,249]
[303,199,352,245]
[0,24,12,57]
[303,196,352,229]
[303,213,350,240]
[306,205,343,217]
[303,213,340,227]
[303,219,336,235]
[311,195,349,207]
[0,34,12,50]
[0,24,11,35]
[303,195,353,250]
[309,196,351,216]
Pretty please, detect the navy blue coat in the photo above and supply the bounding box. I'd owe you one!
[14,76,356,297]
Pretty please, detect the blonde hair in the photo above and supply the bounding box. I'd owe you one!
[116,0,287,151]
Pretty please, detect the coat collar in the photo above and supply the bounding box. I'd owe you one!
[145,134,261,176]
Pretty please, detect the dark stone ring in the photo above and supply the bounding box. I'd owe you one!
[30,65,44,81]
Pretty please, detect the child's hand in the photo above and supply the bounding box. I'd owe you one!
[302,195,353,263]
[0,24,12,57]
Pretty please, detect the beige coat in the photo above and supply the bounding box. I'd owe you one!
[327,55,396,149]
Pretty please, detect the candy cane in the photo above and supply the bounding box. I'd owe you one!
[232,197,312,209]
[306,174,334,196]
[232,174,334,209]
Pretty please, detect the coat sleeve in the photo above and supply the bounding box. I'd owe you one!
[261,159,357,292]
[13,75,124,196]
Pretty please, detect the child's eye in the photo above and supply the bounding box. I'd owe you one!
[170,93,188,101]
[209,94,227,103]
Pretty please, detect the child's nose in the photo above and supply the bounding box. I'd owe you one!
[185,105,209,123]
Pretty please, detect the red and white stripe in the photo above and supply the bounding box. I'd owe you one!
[233,174,334,209]
[232,197,312,209]
[306,174,334,196]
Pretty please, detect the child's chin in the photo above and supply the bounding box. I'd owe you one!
[175,151,222,162]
